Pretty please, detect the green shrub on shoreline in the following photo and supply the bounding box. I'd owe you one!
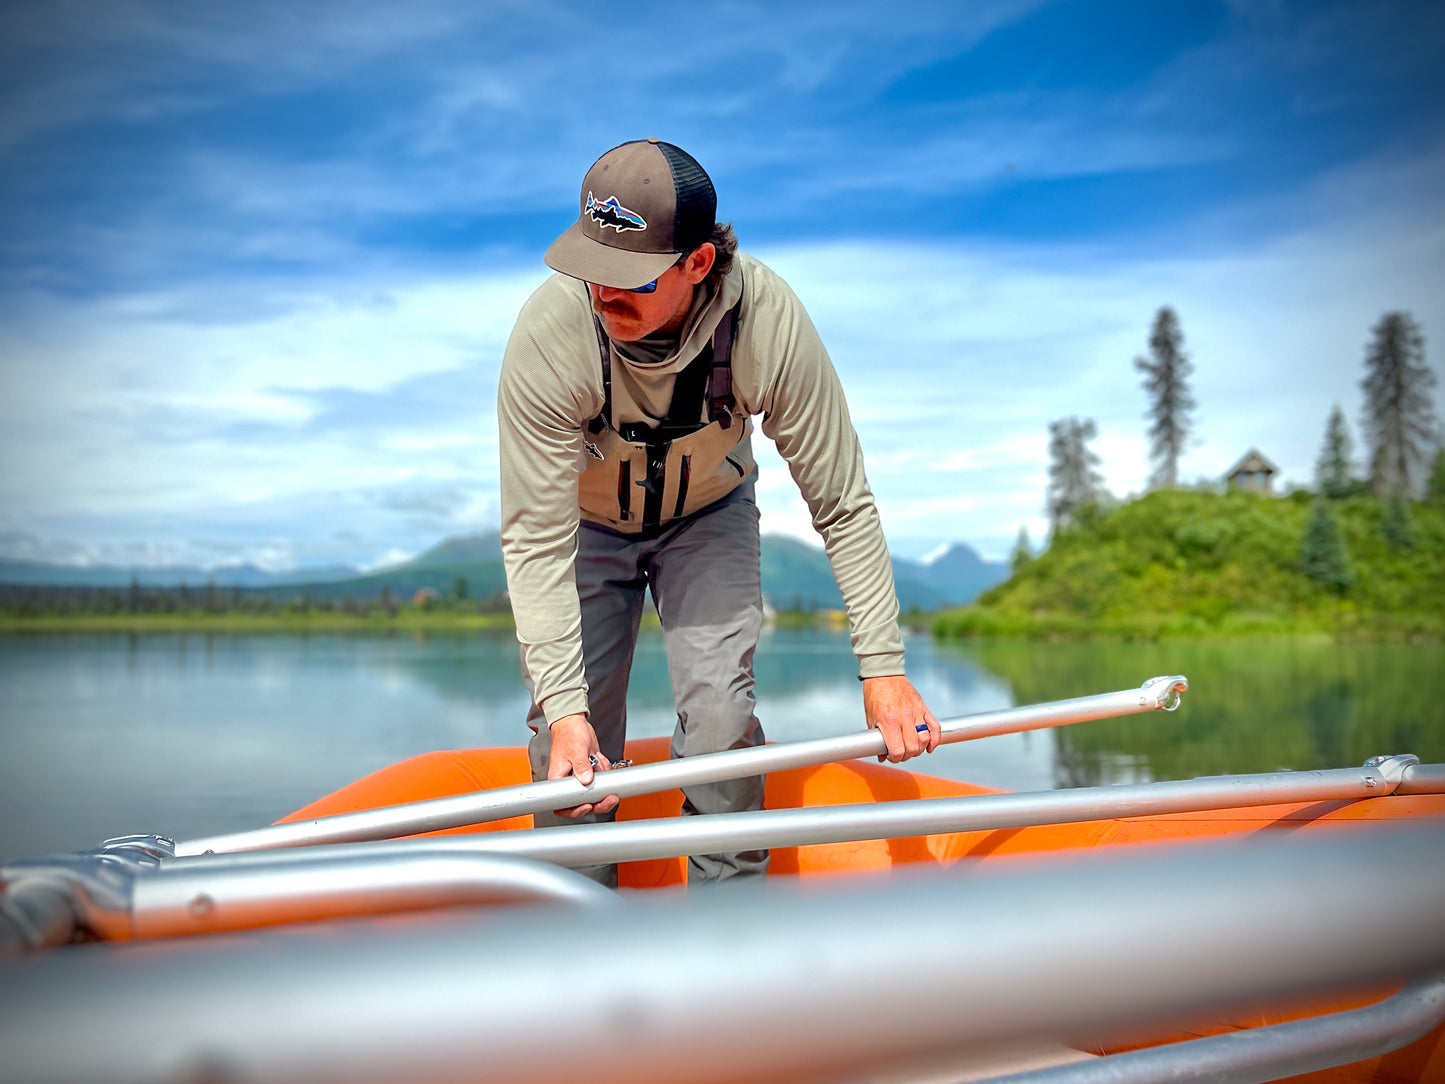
[934,488,1445,643]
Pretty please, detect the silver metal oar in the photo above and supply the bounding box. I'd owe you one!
[167,754,1431,874]
[174,674,1188,856]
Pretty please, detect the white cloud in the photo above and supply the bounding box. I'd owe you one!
[750,158,1445,558]
[0,261,542,566]
[362,548,418,574]
[3,147,1442,568]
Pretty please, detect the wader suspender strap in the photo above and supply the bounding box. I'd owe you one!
[587,319,612,437]
[587,298,742,529]
[586,318,629,519]
[709,304,736,430]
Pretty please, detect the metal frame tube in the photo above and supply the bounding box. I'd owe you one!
[2,852,612,946]
[128,852,613,938]
[171,758,1434,874]
[5,829,1442,1084]
[175,675,1188,855]
[1400,762,1445,795]
[985,976,1445,1084]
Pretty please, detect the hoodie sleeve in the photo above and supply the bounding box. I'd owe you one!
[496,284,598,724]
[743,266,907,678]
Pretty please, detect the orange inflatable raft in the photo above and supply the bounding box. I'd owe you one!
[278,737,1445,1084]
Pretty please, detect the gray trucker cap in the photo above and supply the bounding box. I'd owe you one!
[545,138,717,289]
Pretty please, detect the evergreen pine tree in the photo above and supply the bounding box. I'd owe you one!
[1361,311,1437,497]
[1134,306,1196,489]
[1300,501,1354,592]
[1314,405,1355,499]
[1010,526,1033,573]
[1047,417,1105,532]
[1429,446,1445,501]
[1380,494,1417,552]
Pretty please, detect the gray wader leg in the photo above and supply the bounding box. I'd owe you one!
[525,524,646,890]
[648,485,769,884]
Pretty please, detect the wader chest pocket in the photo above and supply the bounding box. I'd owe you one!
[586,297,742,531]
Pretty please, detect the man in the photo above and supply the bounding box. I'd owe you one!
[498,138,938,886]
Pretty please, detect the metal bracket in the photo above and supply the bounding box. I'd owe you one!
[1140,675,1189,712]
[4,836,617,947]
[98,835,175,862]
[1,834,174,943]
[1363,754,1420,791]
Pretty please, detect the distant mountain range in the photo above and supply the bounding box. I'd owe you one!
[761,535,1008,612]
[0,532,1008,612]
[0,558,358,590]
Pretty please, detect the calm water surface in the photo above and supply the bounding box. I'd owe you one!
[2,630,1442,862]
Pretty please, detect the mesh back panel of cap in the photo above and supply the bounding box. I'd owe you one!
[657,142,716,250]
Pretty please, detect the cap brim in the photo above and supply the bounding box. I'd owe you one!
[544,223,681,289]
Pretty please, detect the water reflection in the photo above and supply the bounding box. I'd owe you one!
[942,640,1445,789]
[2,631,1441,863]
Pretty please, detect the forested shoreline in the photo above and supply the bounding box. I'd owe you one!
[0,581,513,631]
[935,488,1445,642]
[936,306,1442,643]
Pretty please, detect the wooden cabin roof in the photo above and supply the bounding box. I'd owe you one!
[1225,448,1278,477]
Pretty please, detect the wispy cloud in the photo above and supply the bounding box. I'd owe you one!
[755,151,1445,557]
[1,1,1442,568]
[0,0,490,152]
[6,138,1439,568]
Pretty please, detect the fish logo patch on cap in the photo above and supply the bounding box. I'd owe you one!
[585,191,647,233]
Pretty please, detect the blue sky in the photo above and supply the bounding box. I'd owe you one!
[1,0,1442,569]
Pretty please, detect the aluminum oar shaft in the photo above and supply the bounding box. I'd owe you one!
[175,675,1188,856]
[171,755,1431,873]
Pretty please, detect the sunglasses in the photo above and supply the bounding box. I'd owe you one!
[593,253,690,295]
[625,254,688,293]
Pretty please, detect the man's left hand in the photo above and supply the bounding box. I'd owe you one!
[862,675,940,763]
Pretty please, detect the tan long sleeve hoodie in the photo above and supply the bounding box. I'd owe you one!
[498,252,904,724]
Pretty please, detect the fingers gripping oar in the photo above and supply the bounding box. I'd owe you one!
[174,676,1187,856]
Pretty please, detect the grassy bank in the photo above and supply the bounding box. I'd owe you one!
[0,608,845,634]
[0,609,516,633]
[934,488,1445,642]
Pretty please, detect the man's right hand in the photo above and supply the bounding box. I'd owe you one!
[546,714,621,819]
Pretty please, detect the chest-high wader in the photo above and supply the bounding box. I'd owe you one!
[585,299,743,531]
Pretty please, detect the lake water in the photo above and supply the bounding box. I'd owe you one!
[2,629,1442,862]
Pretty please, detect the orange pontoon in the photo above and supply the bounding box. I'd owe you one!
[274,735,1445,1084]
